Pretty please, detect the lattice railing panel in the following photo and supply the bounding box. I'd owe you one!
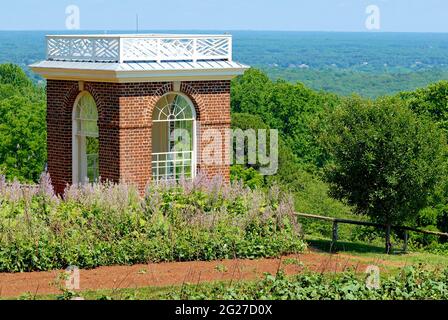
[197,38,231,60]
[93,38,120,61]
[48,37,120,62]
[122,38,159,61]
[47,38,72,60]
[159,39,194,61]
[47,35,232,63]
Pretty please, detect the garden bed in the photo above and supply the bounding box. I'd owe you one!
[0,175,305,273]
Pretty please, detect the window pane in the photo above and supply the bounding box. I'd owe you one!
[76,94,98,137]
[152,93,195,182]
[152,122,169,153]
[86,136,99,182]
[74,92,100,184]
[79,94,98,121]
[153,94,195,121]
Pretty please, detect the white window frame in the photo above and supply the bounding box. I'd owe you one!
[72,91,99,185]
[152,92,197,182]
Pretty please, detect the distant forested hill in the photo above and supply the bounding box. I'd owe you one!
[266,68,448,98]
[1,30,448,97]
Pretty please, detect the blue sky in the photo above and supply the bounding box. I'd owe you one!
[0,0,447,32]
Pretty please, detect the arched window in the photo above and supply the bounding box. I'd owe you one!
[72,92,99,184]
[152,93,196,181]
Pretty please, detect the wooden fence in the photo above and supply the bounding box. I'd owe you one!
[295,212,448,252]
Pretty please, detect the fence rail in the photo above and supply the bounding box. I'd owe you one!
[295,212,448,252]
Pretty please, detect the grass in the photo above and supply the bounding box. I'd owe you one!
[306,236,448,271]
[9,286,175,301]
[307,238,386,254]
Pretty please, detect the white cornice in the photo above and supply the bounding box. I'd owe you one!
[30,68,243,83]
[30,61,249,83]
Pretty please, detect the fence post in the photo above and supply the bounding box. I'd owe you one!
[403,230,408,253]
[331,221,339,252]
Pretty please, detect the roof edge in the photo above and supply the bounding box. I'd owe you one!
[29,65,249,83]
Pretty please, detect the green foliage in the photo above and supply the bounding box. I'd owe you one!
[230,166,264,189]
[231,112,270,132]
[231,69,271,119]
[400,81,448,135]
[230,112,354,238]
[321,96,447,228]
[422,241,448,255]
[267,68,448,98]
[230,112,272,175]
[0,64,32,87]
[167,266,448,300]
[0,63,46,182]
[231,69,339,168]
[0,180,305,273]
[398,81,448,236]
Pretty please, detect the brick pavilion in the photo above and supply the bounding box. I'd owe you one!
[31,34,249,193]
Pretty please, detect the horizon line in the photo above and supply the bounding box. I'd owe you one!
[1,29,448,34]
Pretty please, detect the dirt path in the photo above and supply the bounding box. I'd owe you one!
[0,250,403,298]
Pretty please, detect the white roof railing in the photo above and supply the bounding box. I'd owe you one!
[46,34,233,64]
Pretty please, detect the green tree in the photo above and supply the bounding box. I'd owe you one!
[231,68,271,118]
[231,112,353,220]
[399,81,448,236]
[321,96,447,253]
[0,95,46,181]
[0,64,32,87]
[0,64,46,182]
[400,81,448,135]
[231,68,339,168]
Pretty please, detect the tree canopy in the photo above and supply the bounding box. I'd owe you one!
[0,63,46,182]
[320,96,447,251]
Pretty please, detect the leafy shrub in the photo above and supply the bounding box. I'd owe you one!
[0,174,305,272]
[168,266,448,300]
[230,112,355,241]
[230,165,264,189]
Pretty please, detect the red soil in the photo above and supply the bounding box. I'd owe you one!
[0,250,402,298]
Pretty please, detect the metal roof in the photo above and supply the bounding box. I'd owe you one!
[30,34,249,82]
[31,60,248,72]
[30,60,249,83]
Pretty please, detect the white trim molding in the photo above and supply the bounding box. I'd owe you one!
[30,61,248,83]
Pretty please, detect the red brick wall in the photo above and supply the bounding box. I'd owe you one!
[115,82,172,192]
[181,81,231,181]
[47,80,77,194]
[46,79,231,194]
[85,82,121,186]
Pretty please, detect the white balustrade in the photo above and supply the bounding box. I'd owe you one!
[46,34,233,63]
